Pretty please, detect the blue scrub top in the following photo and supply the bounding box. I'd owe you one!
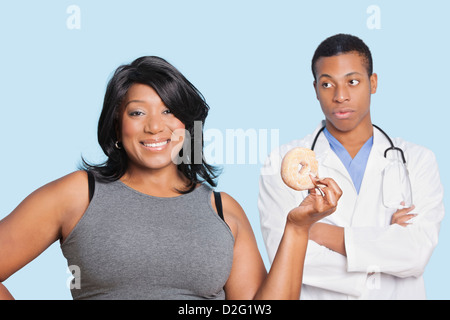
[323,128,373,194]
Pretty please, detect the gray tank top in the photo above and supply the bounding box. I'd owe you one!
[61,178,234,300]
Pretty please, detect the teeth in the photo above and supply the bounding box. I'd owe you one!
[143,140,169,148]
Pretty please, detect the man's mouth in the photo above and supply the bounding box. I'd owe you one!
[333,109,354,120]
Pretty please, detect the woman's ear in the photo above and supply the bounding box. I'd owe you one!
[114,106,123,143]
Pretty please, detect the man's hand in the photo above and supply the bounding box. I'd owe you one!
[391,202,416,227]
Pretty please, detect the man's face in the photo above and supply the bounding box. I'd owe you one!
[313,51,378,134]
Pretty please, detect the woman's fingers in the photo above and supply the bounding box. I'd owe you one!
[311,177,343,207]
[289,177,343,228]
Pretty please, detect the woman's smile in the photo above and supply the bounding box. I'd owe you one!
[140,139,171,151]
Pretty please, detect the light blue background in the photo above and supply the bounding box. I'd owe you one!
[1,0,448,299]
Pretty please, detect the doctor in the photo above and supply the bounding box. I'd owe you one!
[258,34,445,299]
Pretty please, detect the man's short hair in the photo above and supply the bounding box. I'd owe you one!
[311,34,373,80]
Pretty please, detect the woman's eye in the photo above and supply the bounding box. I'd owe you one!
[163,109,172,115]
[349,79,360,86]
[129,110,144,116]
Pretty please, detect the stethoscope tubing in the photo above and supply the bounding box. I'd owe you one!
[311,124,406,164]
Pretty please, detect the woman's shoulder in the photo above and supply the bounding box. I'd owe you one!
[1,171,91,247]
[24,170,88,201]
[50,171,91,243]
[32,171,90,221]
[41,170,89,195]
[215,191,251,238]
[219,192,245,215]
[59,169,89,183]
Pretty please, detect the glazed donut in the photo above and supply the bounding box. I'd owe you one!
[281,147,319,191]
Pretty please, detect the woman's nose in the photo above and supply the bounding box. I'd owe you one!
[144,115,164,134]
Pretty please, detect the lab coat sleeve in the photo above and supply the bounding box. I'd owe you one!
[345,148,445,278]
[258,149,367,297]
[302,239,367,297]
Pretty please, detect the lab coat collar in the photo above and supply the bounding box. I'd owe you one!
[312,121,391,175]
[312,121,349,178]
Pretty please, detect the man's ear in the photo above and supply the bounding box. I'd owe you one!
[370,73,378,94]
[313,80,319,100]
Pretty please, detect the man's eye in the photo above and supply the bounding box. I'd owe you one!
[321,82,332,88]
[349,79,360,86]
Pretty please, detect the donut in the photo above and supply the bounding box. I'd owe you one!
[281,147,319,191]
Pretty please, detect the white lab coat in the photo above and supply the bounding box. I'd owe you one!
[258,121,445,299]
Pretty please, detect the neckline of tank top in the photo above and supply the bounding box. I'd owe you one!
[113,179,209,200]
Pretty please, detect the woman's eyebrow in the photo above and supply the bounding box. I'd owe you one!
[124,99,146,107]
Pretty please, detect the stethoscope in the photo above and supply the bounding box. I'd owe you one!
[310,124,406,164]
[310,124,411,208]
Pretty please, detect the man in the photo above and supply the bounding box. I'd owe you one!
[258,34,444,299]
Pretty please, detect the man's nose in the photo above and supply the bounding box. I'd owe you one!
[333,85,350,103]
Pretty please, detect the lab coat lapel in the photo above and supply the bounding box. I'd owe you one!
[314,134,358,226]
[359,127,391,186]
[312,124,359,225]
[312,123,392,226]
[351,127,391,226]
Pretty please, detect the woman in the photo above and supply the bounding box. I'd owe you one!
[0,56,342,300]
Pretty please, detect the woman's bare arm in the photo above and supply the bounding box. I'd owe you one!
[0,282,14,300]
[0,171,89,299]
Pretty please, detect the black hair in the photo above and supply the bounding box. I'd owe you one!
[80,56,220,193]
[311,33,373,80]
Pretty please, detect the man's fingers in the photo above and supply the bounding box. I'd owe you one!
[391,210,418,226]
[397,214,417,226]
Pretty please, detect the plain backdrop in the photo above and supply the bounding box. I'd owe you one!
[1,0,449,299]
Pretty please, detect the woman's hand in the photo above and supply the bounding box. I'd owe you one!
[286,177,342,230]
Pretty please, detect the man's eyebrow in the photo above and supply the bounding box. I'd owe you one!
[318,73,332,80]
[344,71,363,77]
[318,72,363,80]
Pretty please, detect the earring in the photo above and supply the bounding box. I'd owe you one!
[115,141,122,149]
